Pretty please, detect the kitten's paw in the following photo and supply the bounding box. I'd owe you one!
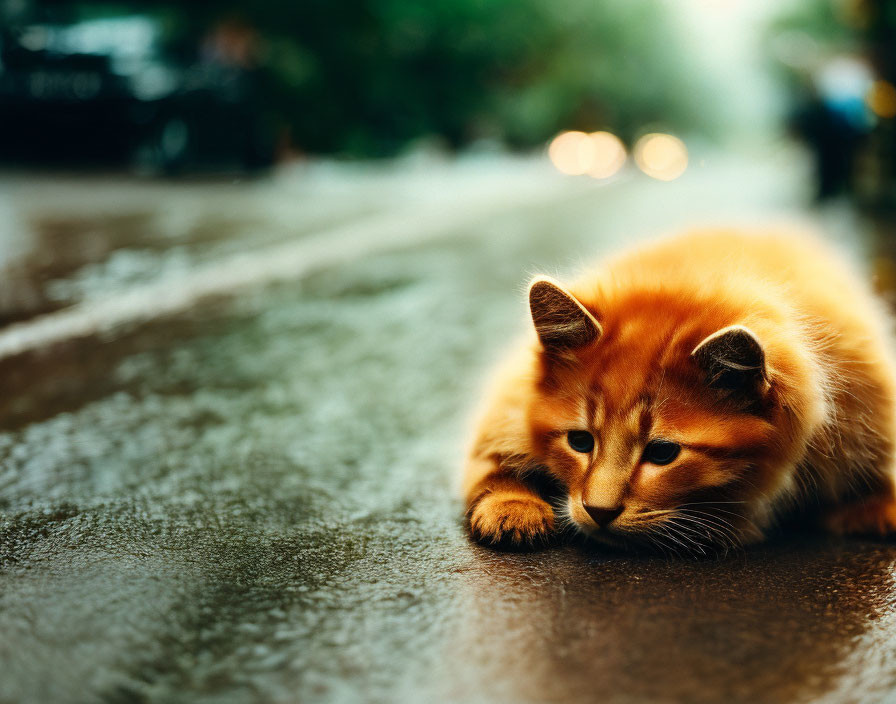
[825,496,896,537]
[468,492,554,547]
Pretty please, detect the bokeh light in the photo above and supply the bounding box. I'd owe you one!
[633,133,689,181]
[585,131,627,179]
[549,130,626,179]
[548,131,592,175]
[867,80,896,119]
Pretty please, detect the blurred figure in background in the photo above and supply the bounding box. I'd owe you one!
[773,0,896,211]
[790,56,872,201]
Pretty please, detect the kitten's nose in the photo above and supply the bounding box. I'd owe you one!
[583,504,624,527]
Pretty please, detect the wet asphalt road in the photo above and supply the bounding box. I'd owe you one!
[1,153,895,704]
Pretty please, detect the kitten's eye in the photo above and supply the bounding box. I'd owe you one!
[642,439,680,465]
[567,430,595,453]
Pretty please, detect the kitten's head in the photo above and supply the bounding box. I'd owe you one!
[525,276,815,554]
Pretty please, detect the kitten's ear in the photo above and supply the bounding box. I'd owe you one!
[691,325,768,392]
[528,276,602,350]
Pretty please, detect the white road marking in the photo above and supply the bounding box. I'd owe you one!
[0,175,597,360]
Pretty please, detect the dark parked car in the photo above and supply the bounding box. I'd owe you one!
[0,17,275,173]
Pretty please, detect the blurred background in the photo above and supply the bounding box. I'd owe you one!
[2,0,896,325]
[0,0,893,178]
[1,0,894,180]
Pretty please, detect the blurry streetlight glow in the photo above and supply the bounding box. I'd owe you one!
[548,130,626,179]
[868,80,896,119]
[633,133,688,181]
[585,131,626,179]
[548,131,592,175]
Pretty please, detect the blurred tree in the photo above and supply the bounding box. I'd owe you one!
[20,0,708,157]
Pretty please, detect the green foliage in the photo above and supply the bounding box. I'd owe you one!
[39,0,710,156]
[256,0,706,155]
[766,0,852,45]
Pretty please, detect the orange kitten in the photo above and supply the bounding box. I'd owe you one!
[462,228,896,553]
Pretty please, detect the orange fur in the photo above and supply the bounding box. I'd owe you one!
[462,228,896,553]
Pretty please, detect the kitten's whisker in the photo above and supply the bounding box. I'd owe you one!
[629,503,749,553]
[661,524,703,558]
[677,510,735,536]
[645,532,671,557]
[685,506,760,538]
[676,500,747,507]
[669,511,731,543]
[676,512,741,548]
[647,528,679,558]
[629,509,676,521]
[666,517,716,550]
[659,521,706,556]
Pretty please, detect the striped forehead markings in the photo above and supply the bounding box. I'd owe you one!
[589,394,605,429]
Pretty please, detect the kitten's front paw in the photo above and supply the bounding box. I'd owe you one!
[468,493,554,547]
[825,496,896,536]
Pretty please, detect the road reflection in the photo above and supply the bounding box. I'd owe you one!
[450,540,896,702]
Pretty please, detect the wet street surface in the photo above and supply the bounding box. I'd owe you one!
[1,153,895,703]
